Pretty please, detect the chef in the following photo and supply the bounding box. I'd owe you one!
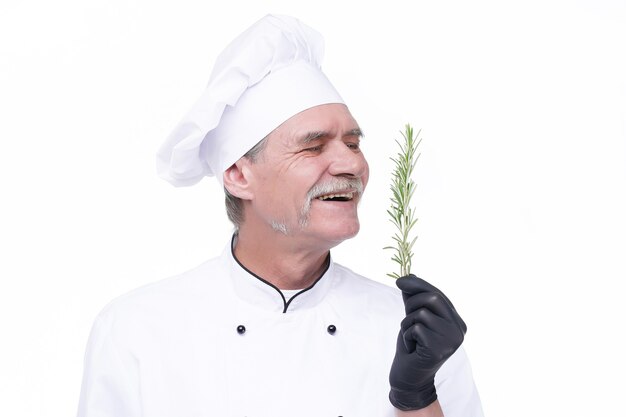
[77,14,483,417]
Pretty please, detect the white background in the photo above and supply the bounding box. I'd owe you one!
[1,0,625,416]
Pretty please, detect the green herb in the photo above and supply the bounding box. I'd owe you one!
[384,124,422,279]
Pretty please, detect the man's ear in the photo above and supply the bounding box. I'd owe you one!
[223,159,254,200]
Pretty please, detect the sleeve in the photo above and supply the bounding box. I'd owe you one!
[77,310,142,417]
[434,345,484,417]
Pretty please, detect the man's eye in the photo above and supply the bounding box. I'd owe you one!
[347,142,360,150]
[303,146,322,152]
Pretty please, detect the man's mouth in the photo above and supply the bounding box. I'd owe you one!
[316,192,355,202]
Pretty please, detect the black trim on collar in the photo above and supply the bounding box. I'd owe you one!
[230,234,331,313]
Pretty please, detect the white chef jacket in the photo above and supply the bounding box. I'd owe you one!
[78,241,483,417]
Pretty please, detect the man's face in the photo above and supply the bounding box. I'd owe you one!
[242,103,369,249]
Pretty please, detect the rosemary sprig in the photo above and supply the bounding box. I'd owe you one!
[384,124,422,279]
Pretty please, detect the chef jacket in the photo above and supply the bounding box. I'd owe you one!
[77,241,483,417]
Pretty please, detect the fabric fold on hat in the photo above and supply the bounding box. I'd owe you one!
[157,14,344,187]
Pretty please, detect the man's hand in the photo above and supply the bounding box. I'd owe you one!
[389,275,467,411]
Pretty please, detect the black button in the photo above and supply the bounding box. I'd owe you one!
[237,325,246,334]
[327,324,336,335]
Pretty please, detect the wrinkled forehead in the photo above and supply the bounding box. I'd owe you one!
[267,103,362,146]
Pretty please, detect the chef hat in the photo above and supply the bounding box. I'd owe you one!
[156,14,344,187]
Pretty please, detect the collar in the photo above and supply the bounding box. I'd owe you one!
[225,236,335,313]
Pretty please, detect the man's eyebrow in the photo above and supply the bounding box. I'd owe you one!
[299,128,364,144]
[345,128,364,138]
[300,131,328,144]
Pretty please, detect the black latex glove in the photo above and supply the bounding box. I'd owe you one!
[389,275,467,411]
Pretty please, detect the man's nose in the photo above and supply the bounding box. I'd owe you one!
[327,141,368,178]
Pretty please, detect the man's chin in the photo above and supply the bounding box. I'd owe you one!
[269,214,360,246]
[316,222,361,246]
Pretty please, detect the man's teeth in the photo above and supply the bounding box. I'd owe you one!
[317,193,354,201]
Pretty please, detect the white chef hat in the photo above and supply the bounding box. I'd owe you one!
[156,14,344,187]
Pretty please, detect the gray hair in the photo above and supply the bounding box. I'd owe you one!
[224,136,268,227]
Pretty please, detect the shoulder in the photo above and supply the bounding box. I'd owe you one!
[93,255,228,333]
[330,262,404,318]
[332,262,400,297]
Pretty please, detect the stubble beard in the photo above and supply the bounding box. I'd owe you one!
[270,220,288,235]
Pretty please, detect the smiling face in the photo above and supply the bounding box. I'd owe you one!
[236,103,369,250]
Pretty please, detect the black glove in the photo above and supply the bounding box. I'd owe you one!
[389,275,467,411]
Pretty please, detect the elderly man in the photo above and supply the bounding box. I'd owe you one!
[77,15,482,417]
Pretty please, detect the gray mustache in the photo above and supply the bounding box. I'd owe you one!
[298,177,364,228]
[306,178,364,201]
